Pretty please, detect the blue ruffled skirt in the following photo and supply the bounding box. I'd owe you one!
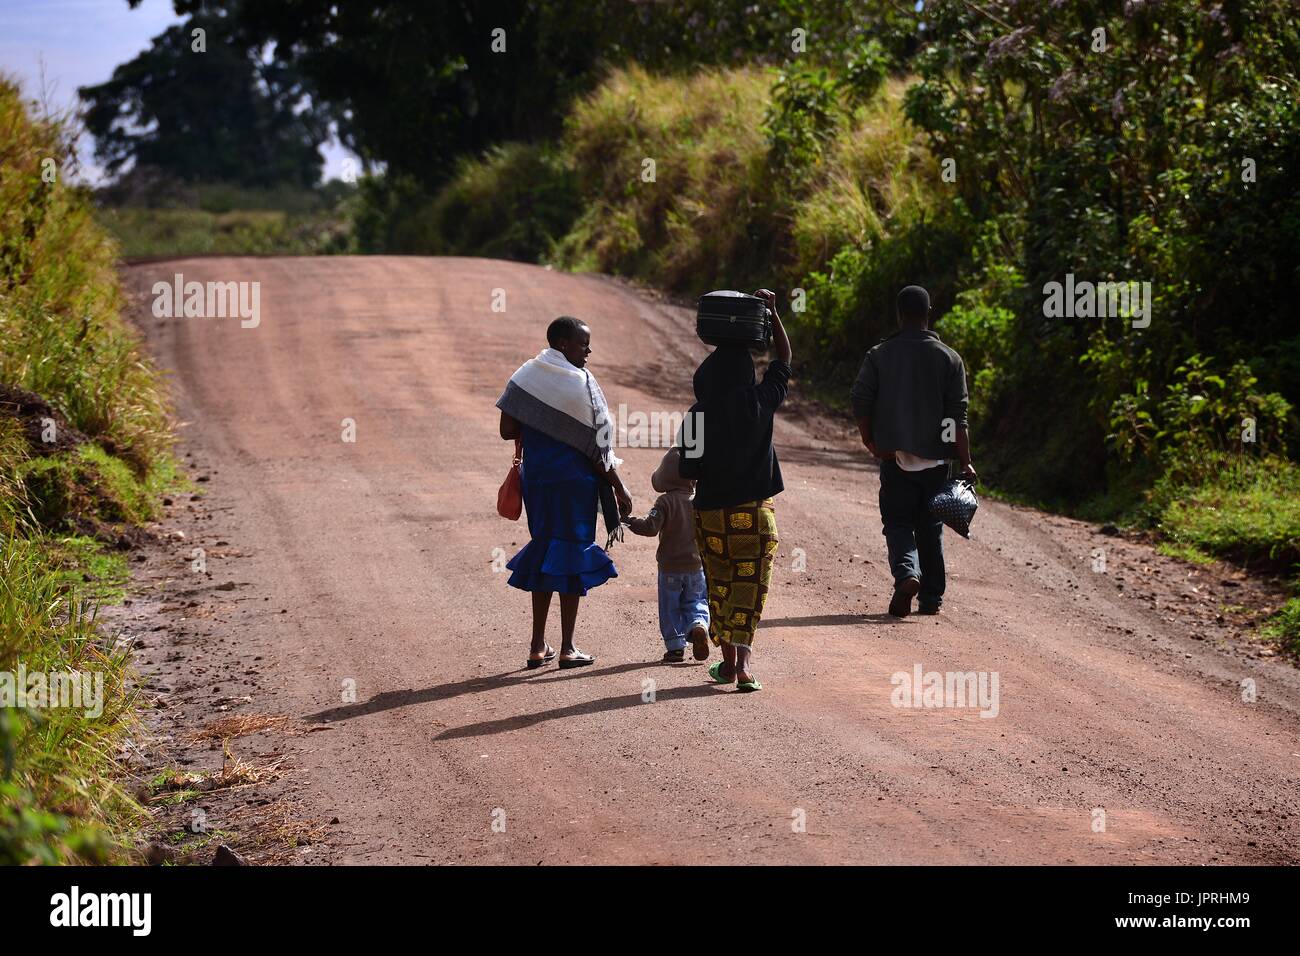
[506,426,617,596]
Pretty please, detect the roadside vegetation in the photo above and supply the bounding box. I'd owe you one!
[1,77,175,862]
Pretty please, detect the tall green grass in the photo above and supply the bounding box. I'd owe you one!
[1,91,170,474]
[352,143,578,259]
[557,67,777,287]
[2,76,173,862]
[556,68,941,293]
[0,535,142,864]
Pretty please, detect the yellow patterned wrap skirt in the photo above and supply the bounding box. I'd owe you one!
[692,498,778,648]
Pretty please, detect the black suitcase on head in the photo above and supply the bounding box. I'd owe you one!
[696,290,772,349]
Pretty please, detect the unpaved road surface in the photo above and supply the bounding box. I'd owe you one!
[119,256,1300,864]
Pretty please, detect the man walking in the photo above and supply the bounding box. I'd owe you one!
[850,285,975,617]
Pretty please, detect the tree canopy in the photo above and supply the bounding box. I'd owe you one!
[121,0,913,188]
[80,5,330,187]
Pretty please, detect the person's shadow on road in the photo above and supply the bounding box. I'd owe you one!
[302,659,664,725]
[431,683,723,741]
[762,613,903,627]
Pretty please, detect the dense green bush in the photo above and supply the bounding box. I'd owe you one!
[801,205,977,394]
[352,144,578,261]
[425,145,580,261]
[351,174,440,255]
[902,0,1300,502]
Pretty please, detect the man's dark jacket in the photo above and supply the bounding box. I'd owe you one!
[849,328,968,460]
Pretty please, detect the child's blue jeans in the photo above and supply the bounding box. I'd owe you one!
[658,569,709,650]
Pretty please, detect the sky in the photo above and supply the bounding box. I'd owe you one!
[0,0,355,184]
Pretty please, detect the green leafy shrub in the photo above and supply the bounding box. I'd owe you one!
[351,174,440,254]
[1109,356,1292,489]
[839,39,890,109]
[425,144,580,261]
[764,68,842,179]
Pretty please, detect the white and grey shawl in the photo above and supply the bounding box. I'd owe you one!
[496,348,623,546]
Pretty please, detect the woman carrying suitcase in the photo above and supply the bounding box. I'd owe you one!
[680,289,792,692]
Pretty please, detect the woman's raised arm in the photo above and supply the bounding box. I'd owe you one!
[754,289,792,366]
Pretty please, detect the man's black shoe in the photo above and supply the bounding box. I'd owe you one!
[888,577,921,617]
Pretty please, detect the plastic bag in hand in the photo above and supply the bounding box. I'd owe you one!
[929,477,978,539]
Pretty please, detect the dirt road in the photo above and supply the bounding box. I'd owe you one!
[119,256,1300,864]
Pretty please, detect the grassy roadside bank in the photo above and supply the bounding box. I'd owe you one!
[1,78,176,862]
[360,63,1298,653]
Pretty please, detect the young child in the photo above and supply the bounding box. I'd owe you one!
[624,447,710,662]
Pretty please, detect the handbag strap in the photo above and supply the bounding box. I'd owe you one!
[512,437,522,466]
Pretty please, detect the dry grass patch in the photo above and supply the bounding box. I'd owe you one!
[186,713,298,743]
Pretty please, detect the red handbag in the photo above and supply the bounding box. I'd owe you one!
[496,438,523,520]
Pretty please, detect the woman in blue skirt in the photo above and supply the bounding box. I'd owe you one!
[497,317,633,669]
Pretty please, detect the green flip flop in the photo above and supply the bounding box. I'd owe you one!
[707,661,736,684]
[736,678,763,693]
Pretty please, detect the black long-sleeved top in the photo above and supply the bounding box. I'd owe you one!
[679,359,791,510]
[849,329,967,460]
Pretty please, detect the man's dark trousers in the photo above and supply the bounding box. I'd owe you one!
[878,459,948,610]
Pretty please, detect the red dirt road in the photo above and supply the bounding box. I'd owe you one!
[121,256,1300,864]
